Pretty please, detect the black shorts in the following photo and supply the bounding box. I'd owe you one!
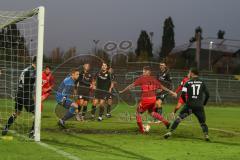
[77,86,91,101]
[94,90,112,100]
[156,91,169,101]
[179,105,206,124]
[15,91,35,113]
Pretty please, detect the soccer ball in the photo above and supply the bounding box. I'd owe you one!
[144,124,151,133]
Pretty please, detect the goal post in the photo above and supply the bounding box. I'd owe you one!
[34,6,45,142]
[0,6,45,142]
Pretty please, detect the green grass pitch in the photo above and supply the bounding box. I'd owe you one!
[0,99,240,160]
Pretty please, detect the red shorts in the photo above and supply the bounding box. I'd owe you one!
[137,97,156,113]
[178,97,185,104]
[42,92,50,101]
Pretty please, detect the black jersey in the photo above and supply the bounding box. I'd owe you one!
[156,70,172,89]
[181,77,209,107]
[76,71,92,87]
[95,70,112,91]
[18,65,36,93]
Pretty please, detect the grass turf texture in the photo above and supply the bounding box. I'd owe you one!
[0,99,240,160]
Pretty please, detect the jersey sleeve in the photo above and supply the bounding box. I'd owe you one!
[175,82,183,93]
[175,78,186,93]
[110,73,115,81]
[133,76,142,86]
[181,82,188,93]
[180,82,188,103]
[165,72,172,83]
[203,82,210,105]
[23,70,31,86]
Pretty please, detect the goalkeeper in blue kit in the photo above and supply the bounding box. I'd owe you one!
[56,68,80,128]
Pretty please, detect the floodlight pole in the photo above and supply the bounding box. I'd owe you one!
[195,32,201,70]
[209,41,213,71]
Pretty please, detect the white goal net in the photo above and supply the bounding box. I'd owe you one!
[0,6,44,141]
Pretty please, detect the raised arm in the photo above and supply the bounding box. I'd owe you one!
[160,84,177,98]
[119,83,135,94]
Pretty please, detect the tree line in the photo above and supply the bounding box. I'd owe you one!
[0,19,227,64]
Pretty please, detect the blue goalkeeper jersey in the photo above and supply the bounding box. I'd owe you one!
[56,76,75,102]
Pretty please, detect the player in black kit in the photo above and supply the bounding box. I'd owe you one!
[155,62,172,115]
[75,63,93,121]
[91,62,114,121]
[2,57,37,138]
[164,68,210,141]
[105,67,116,118]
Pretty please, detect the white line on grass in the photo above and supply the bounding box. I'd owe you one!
[38,142,81,160]
[19,133,81,160]
[181,123,240,135]
[1,122,239,160]
[0,124,81,160]
[209,127,240,135]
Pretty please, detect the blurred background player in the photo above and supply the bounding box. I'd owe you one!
[42,65,54,111]
[75,63,93,121]
[120,66,177,133]
[91,62,114,121]
[56,69,79,128]
[2,57,36,138]
[164,68,210,141]
[155,62,173,116]
[105,67,116,118]
[171,72,190,118]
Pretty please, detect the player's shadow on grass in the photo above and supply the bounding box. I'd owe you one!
[69,133,155,160]
[42,138,141,159]
[44,125,139,135]
[42,133,154,160]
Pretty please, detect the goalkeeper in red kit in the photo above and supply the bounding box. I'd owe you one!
[42,65,54,111]
[120,66,177,133]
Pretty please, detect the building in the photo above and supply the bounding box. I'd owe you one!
[168,37,240,74]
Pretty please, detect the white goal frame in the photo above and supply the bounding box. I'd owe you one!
[34,6,45,142]
[0,6,45,142]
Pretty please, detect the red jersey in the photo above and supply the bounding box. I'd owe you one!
[42,72,54,93]
[175,76,189,93]
[134,75,162,99]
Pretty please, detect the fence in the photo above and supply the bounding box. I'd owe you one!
[1,66,240,104]
[113,73,240,104]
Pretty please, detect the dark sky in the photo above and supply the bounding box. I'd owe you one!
[1,0,240,54]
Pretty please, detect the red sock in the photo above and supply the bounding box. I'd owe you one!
[136,114,144,133]
[151,112,169,126]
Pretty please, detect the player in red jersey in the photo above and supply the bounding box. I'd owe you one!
[171,73,190,117]
[42,65,54,111]
[120,66,177,133]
